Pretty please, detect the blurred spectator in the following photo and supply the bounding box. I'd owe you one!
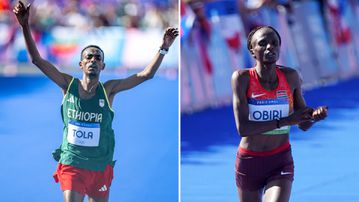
[0,0,177,31]
[238,0,293,35]
[0,0,178,73]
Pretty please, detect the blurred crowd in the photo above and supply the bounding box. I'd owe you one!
[0,0,178,30]
[0,0,179,73]
[182,0,355,38]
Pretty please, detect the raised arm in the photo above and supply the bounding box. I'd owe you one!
[231,70,313,137]
[104,27,178,97]
[13,1,72,91]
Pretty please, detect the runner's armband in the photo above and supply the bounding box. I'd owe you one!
[159,47,169,55]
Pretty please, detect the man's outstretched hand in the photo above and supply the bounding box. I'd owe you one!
[161,27,179,50]
[13,1,31,27]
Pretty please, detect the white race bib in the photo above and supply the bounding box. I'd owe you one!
[248,98,290,132]
[67,121,100,147]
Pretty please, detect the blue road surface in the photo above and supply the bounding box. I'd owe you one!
[0,73,178,202]
[181,78,359,202]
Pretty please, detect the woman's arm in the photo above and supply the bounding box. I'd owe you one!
[285,68,328,131]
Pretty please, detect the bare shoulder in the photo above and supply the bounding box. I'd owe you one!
[103,78,128,95]
[60,72,74,90]
[63,73,74,83]
[277,65,301,87]
[278,65,298,75]
[103,79,115,86]
[232,69,250,83]
[232,69,250,94]
[60,73,74,94]
[103,79,121,89]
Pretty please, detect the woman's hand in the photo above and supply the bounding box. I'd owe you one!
[311,106,328,122]
[284,107,313,126]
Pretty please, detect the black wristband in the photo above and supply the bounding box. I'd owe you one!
[276,118,280,128]
[160,47,169,51]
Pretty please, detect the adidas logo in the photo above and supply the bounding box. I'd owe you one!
[98,185,108,192]
[67,95,75,103]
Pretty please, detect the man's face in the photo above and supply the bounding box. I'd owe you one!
[80,47,105,77]
[250,28,280,64]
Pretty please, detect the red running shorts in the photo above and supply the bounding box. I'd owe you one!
[235,143,294,191]
[53,163,114,198]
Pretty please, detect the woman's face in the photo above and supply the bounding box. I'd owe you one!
[249,28,281,64]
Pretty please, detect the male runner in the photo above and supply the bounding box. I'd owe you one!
[13,1,178,201]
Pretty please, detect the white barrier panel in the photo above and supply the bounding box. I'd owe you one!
[181,0,251,112]
[290,1,339,86]
[181,35,215,111]
[206,4,238,106]
[352,1,359,68]
[325,0,359,78]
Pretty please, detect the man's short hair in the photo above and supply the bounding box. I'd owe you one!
[80,45,105,61]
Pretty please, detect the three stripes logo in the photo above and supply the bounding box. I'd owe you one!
[67,95,75,103]
[98,185,108,192]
